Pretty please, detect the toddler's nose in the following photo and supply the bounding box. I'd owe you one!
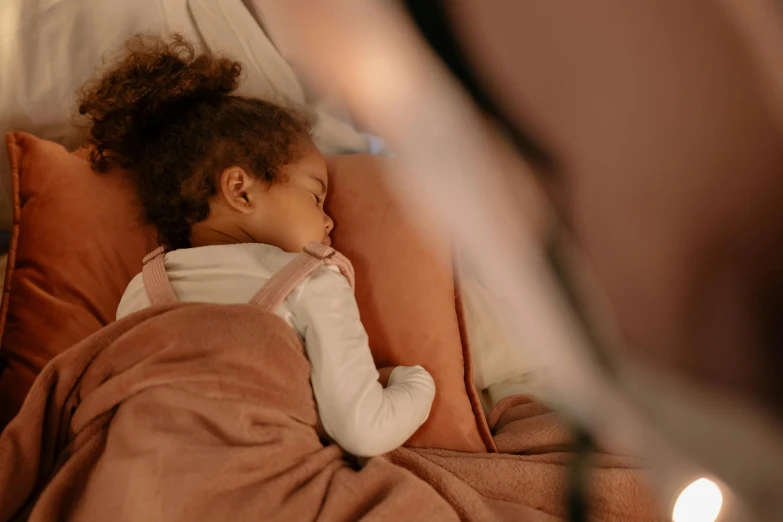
[325,214,334,234]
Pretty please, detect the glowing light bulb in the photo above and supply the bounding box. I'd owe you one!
[672,478,723,522]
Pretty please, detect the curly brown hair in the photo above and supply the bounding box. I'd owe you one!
[77,34,312,249]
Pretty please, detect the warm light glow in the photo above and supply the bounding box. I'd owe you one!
[672,478,723,522]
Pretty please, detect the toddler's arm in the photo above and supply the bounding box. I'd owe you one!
[291,266,435,457]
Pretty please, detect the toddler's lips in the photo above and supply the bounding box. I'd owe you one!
[322,237,332,247]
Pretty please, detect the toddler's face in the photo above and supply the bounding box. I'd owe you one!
[245,145,334,253]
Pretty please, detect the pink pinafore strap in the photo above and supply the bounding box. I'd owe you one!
[248,242,355,312]
[141,246,178,306]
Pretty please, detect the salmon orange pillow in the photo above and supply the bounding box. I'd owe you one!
[0,133,493,452]
[326,155,493,452]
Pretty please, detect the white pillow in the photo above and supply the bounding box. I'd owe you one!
[189,0,372,156]
[457,251,554,408]
[0,0,202,230]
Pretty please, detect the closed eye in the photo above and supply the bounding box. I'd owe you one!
[313,193,322,205]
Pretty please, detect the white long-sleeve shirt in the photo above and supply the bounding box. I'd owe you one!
[117,243,435,457]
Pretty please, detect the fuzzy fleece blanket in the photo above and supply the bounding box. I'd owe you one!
[0,302,662,521]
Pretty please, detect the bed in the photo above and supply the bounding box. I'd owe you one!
[0,2,680,520]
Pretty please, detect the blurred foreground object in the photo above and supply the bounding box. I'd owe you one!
[265,1,783,520]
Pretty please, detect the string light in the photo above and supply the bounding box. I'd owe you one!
[672,478,723,522]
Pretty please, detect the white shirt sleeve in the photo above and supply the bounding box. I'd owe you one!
[290,266,436,457]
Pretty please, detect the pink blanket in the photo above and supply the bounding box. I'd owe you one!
[0,302,662,521]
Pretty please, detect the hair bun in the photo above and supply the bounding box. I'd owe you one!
[78,33,242,171]
[77,33,311,250]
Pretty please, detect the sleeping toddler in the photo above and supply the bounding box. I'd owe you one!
[79,34,435,458]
